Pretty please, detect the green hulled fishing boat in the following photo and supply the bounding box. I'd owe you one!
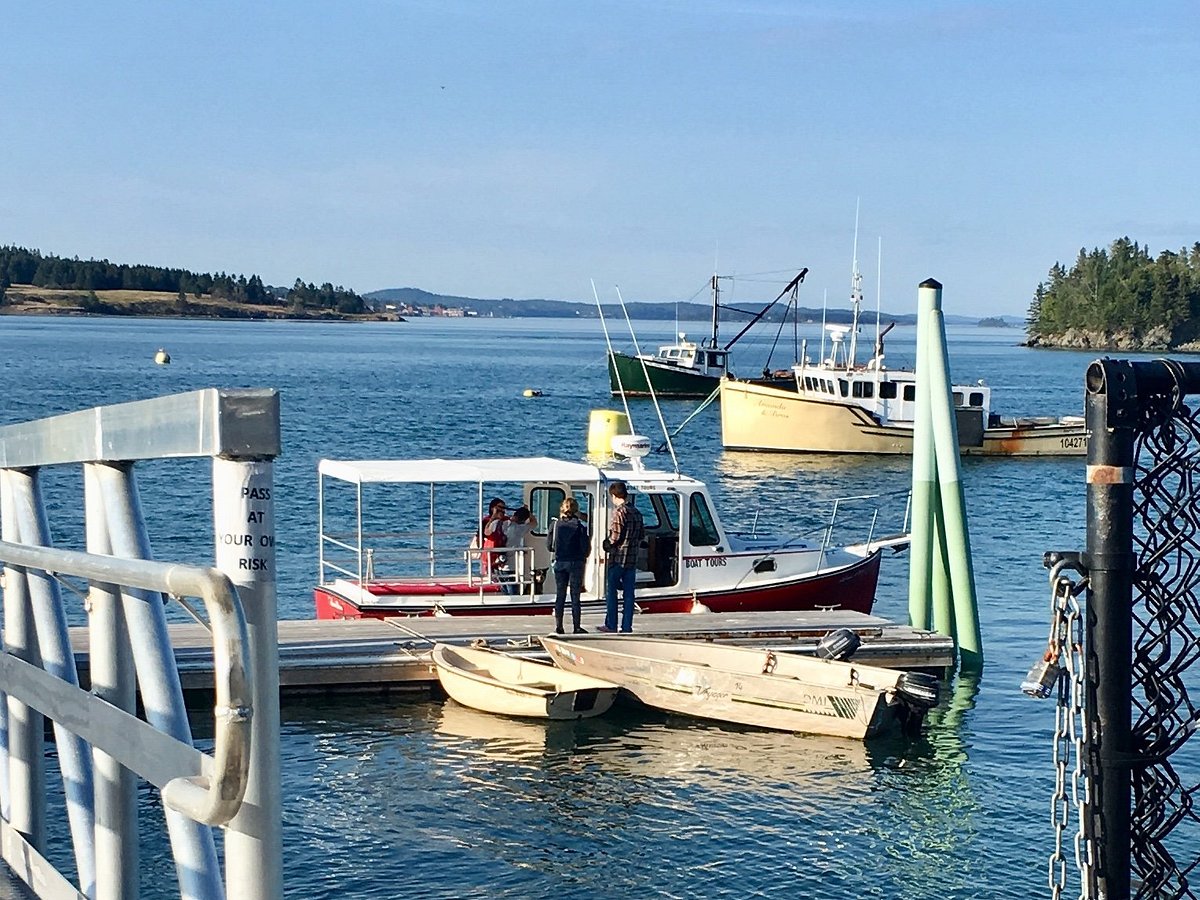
[607,269,807,399]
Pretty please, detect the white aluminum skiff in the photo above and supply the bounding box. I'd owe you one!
[432,643,619,720]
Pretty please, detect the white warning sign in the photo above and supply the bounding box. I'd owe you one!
[213,458,276,585]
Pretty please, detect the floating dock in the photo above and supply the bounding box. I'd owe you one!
[70,610,955,699]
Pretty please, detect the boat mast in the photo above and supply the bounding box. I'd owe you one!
[847,202,863,369]
[709,273,720,349]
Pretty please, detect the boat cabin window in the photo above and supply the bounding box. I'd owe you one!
[953,391,964,407]
[851,381,875,399]
[688,492,719,548]
[879,381,898,399]
[838,379,849,397]
[903,384,916,402]
[969,391,984,407]
[803,376,814,391]
[630,491,661,530]
[662,494,681,528]
[528,487,593,536]
[706,351,724,368]
[824,379,834,394]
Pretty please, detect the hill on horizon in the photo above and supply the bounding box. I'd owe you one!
[365,286,1000,326]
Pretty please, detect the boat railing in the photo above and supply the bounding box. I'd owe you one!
[321,528,481,583]
[730,491,908,563]
[465,545,538,594]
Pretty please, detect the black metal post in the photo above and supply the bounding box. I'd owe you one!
[1085,359,1136,900]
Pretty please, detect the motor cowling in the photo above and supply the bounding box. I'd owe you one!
[895,671,940,709]
[815,628,861,661]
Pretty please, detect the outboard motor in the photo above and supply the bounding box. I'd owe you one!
[815,628,861,661]
[893,671,942,736]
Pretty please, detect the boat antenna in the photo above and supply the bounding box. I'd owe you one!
[875,236,883,372]
[819,289,828,366]
[615,284,680,474]
[591,279,636,434]
[848,199,863,368]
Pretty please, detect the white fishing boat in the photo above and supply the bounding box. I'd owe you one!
[432,643,619,720]
[540,632,939,740]
[314,441,905,621]
[719,249,1086,456]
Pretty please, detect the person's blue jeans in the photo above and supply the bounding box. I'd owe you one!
[605,564,637,632]
[554,560,586,631]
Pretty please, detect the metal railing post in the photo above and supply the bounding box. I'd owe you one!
[84,463,140,900]
[213,457,281,900]
[1085,359,1135,900]
[7,468,97,897]
[94,463,223,900]
[0,469,45,850]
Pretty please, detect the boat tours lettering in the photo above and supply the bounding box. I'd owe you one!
[684,556,728,569]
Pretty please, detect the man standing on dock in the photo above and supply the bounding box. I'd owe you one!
[600,481,644,633]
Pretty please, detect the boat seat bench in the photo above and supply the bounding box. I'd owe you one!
[363,581,505,596]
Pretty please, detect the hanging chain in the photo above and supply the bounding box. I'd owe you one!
[1041,562,1095,900]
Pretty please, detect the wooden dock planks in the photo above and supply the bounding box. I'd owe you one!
[68,610,955,698]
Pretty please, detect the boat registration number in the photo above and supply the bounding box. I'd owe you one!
[1060,436,1086,450]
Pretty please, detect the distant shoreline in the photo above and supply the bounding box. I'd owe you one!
[0,285,1019,327]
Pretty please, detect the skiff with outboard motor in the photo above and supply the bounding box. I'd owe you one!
[313,437,906,620]
[540,628,940,740]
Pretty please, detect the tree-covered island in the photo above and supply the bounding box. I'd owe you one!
[0,246,373,319]
[1025,237,1200,351]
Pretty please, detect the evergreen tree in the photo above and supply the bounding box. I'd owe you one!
[1026,238,1200,344]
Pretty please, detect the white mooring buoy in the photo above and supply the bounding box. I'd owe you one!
[154,348,171,365]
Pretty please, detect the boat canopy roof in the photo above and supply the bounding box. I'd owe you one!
[319,456,697,488]
[320,457,605,485]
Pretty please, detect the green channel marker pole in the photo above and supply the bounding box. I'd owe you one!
[923,285,983,673]
[930,479,957,642]
[907,280,938,631]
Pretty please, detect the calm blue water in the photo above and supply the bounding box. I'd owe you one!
[0,314,1161,898]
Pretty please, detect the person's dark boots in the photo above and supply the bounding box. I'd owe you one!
[554,614,565,635]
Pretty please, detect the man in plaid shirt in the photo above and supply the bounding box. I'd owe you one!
[600,481,644,633]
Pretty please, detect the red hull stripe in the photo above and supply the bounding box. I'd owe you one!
[314,553,881,621]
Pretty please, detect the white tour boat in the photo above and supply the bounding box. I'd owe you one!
[313,443,904,621]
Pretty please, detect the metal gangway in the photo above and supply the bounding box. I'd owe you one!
[0,389,282,900]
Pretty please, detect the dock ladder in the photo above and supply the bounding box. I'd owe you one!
[0,389,282,900]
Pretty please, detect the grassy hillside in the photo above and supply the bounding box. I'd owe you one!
[0,285,387,321]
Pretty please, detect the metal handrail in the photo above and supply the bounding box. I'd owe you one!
[0,539,252,827]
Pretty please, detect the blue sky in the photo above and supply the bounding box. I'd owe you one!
[3,2,1197,316]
